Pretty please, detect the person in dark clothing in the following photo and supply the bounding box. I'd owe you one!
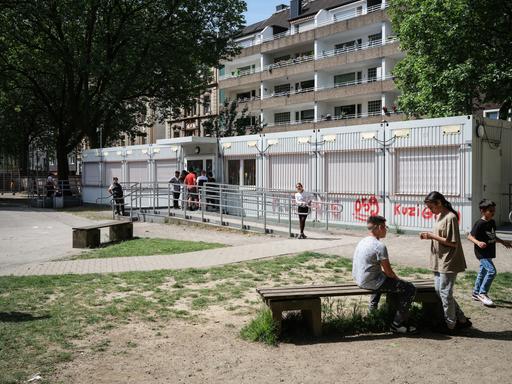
[46,174,56,197]
[206,171,217,211]
[468,199,512,307]
[108,177,125,215]
[169,171,181,209]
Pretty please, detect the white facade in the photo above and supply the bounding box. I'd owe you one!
[82,115,512,233]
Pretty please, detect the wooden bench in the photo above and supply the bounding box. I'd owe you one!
[257,279,442,336]
[72,221,133,248]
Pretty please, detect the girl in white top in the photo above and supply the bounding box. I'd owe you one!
[295,182,312,239]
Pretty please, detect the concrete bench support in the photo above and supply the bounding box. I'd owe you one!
[269,298,322,337]
[72,228,100,248]
[109,222,133,243]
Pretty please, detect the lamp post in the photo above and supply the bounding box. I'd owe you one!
[142,145,161,212]
[247,134,278,189]
[375,120,393,217]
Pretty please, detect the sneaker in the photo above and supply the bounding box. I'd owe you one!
[471,292,480,301]
[391,322,418,334]
[298,234,305,239]
[478,294,495,307]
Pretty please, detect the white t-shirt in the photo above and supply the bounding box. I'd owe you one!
[295,191,311,207]
[352,236,389,290]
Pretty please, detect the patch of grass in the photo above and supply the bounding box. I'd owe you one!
[3,251,508,381]
[71,238,225,260]
[240,307,278,346]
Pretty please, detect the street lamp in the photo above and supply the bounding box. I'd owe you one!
[247,135,278,189]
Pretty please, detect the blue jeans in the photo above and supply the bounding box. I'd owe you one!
[473,258,497,295]
[434,272,466,329]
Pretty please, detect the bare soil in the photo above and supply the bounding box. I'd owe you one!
[53,298,512,384]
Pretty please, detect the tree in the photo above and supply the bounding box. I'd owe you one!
[202,99,266,138]
[389,0,512,119]
[0,0,246,179]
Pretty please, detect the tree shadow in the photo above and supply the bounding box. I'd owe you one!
[0,312,51,323]
[494,299,512,309]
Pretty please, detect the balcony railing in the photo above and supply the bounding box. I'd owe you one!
[260,75,394,100]
[235,2,389,49]
[265,110,402,128]
[318,36,398,59]
[220,36,398,82]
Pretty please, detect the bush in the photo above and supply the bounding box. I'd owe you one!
[240,308,278,346]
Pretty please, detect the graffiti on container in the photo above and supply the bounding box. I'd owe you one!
[353,196,380,222]
[329,202,343,220]
[393,204,461,221]
[393,204,435,220]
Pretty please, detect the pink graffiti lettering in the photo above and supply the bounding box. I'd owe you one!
[354,196,380,222]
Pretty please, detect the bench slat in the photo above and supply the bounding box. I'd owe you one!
[72,221,131,230]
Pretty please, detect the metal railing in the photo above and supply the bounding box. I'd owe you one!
[235,3,389,49]
[318,37,398,59]
[122,181,345,236]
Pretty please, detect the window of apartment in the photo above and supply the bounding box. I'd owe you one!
[243,159,256,186]
[335,105,356,118]
[219,66,225,77]
[237,65,255,76]
[274,112,291,124]
[368,100,382,115]
[301,109,315,121]
[483,109,499,119]
[368,67,378,82]
[368,33,382,46]
[228,160,240,185]
[274,83,291,95]
[295,80,314,92]
[295,50,314,58]
[334,72,361,87]
[203,95,211,114]
[335,40,355,52]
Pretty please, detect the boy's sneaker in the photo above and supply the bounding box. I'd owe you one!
[477,294,495,307]
[471,292,480,301]
[391,322,418,335]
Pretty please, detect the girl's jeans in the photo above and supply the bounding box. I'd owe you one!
[473,258,496,295]
[434,272,466,329]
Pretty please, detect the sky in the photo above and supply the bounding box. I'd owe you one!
[243,0,289,25]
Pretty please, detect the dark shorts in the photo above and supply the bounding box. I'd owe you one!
[298,206,309,215]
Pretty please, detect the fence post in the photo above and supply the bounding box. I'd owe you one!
[219,185,223,225]
[288,196,292,237]
[263,191,267,234]
[167,183,171,217]
[240,190,244,230]
[326,197,329,231]
[201,186,205,222]
[183,187,187,219]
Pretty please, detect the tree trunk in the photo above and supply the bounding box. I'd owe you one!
[57,142,70,181]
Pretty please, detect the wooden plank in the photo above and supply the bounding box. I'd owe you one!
[72,221,130,230]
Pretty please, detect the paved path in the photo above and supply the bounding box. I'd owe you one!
[2,198,512,277]
[0,236,352,276]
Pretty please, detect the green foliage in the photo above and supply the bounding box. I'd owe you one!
[74,238,225,260]
[202,99,266,138]
[389,0,512,118]
[240,308,278,346]
[0,0,246,178]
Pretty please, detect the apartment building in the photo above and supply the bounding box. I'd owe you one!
[218,0,404,132]
[167,71,219,138]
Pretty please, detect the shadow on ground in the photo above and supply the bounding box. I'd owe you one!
[0,312,51,323]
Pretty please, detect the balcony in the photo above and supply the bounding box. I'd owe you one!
[264,111,405,133]
[237,96,261,112]
[219,38,400,89]
[237,3,388,50]
[316,75,396,101]
[260,87,315,109]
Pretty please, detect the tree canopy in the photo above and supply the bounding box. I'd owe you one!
[389,0,512,119]
[203,99,265,138]
[0,0,245,178]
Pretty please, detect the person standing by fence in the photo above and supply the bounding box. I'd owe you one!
[108,177,125,216]
[420,191,472,332]
[169,171,181,209]
[295,182,312,239]
[45,174,56,197]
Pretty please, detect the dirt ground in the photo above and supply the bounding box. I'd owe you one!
[53,298,512,384]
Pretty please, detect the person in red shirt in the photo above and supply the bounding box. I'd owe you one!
[184,169,198,210]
